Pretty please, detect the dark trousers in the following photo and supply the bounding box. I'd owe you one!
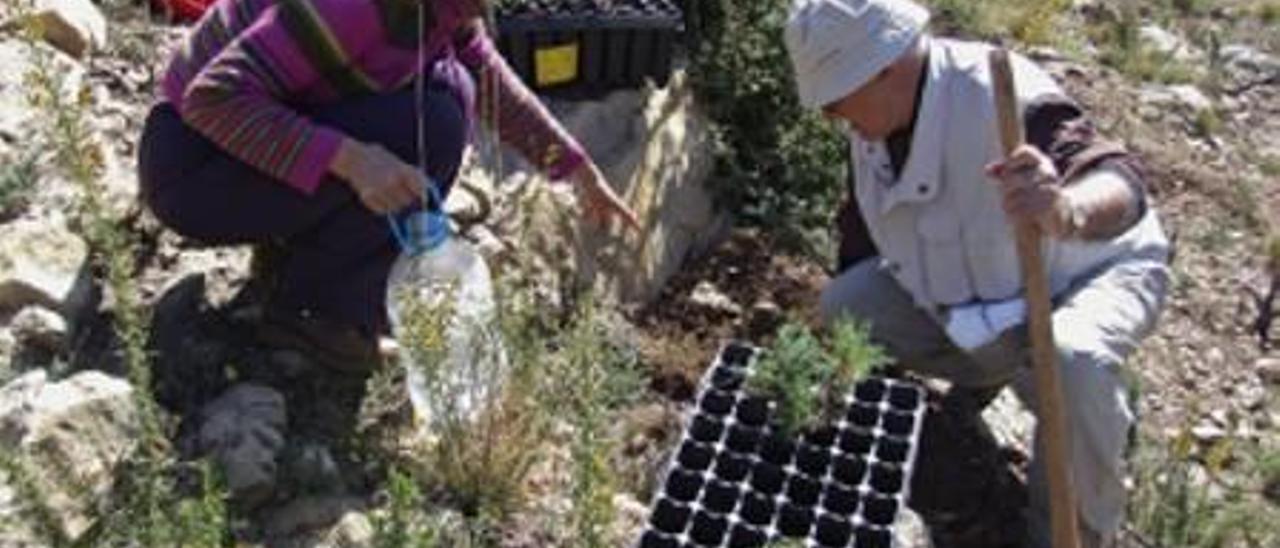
[138,74,471,334]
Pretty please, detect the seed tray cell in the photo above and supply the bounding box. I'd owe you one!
[638,342,927,548]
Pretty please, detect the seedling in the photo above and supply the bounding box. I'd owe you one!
[746,319,888,437]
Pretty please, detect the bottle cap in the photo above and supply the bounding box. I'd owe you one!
[388,176,450,256]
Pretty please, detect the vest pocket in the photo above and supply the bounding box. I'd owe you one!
[916,210,972,304]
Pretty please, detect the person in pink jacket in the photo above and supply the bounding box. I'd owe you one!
[139,0,637,371]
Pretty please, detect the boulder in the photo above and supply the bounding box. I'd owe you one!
[1221,44,1280,77]
[1137,24,1200,61]
[263,496,369,544]
[9,305,68,354]
[1139,83,1213,113]
[0,369,138,540]
[469,70,728,306]
[0,217,91,317]
[30,0,108,59]
[0,41,84,148]
[195,383,287,508]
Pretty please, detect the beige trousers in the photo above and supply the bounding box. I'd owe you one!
[820,255,1170,547]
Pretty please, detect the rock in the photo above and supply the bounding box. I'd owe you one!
[196,383,287,508]
[0,329,15,377]
[1235,382,1267,412]
[1191,421,1227,444]
[610,493,650,545]
[894,508,930,548]
[1257,358,1280,386]
[689,281,741,315]
[982,387,1035,453]
[1138,24,1182,56]
[0,463,42,547]
[0,369,137,539]
[30,0,107,59]
[1208,408,1231,428]
[262,495,367,541]
[290,509,374,548]
[0,217,91,317]
[747,299,785,337]
[9,305,67,354]
[476,70,729,306]
[0,41,83,145]
[1140,84,1213,112]
[281,442,344,495]
[1221,44,1280,76]
[462,223,511,264]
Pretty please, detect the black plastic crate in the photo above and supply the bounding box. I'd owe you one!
[494,0,683,98]
[638,343,927,548]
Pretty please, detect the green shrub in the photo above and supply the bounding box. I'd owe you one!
[1259,1,1280,24]
[15,7,228,546]
[922,0,1073,45]
[685,0,847,259]
[393,285,546,521]
[748,319,888,436]
[372,468,438,548]
[545,301,644,547]
[1090,8,1200,84]
[1128,430,1280,548]
[0,152,38,221]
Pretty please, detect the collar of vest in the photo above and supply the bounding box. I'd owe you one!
[855,36,951,215]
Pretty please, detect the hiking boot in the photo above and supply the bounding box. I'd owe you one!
[257,306,380,374]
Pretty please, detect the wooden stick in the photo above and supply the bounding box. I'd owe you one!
[989,48,1083,548]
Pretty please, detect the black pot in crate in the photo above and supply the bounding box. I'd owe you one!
[856,525,893,548]
[740,491,775,526]
[676,441,713,471]
[700,388,735,417]
[796,442,833,477]
[663,467,703,502]
[785,474,822,506]
[725,424,762,453]
[703,479,740,514]
[649,497,689,534]
[638,530,679,548]
[823,482,860,515]
[832,454,868,487]
[728,523,768,547]
[749,461,786,495]
[689,510,728,545]
[816,513,855,547]
[778,503,815,537]
[495,0,683,98]
[714,452,752,483]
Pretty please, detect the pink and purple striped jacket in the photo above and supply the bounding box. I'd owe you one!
[160,0,587,194]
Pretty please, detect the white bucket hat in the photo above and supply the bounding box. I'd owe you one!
[784,0,931,109]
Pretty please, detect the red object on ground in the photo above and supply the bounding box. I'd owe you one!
[154,0,217,23]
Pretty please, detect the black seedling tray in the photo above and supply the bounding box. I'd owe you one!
[494,0,683,98]
[638,343,927,548]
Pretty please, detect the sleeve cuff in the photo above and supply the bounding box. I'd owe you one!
[286,126,345,195]
[546,141,587,182]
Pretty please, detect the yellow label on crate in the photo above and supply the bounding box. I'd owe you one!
[534,42,579,86]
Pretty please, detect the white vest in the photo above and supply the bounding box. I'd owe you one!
[850,38,1169,313]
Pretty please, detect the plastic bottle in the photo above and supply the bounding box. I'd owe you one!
[384,187,506,438]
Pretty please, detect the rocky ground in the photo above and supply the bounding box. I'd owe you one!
[0,1,1276,547]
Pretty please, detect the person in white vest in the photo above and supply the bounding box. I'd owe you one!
[784,1,1171,547]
